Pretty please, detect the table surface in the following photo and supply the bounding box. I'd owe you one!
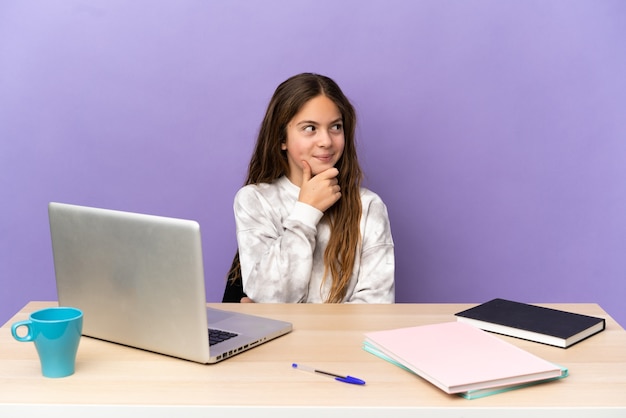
[2,301,626,417]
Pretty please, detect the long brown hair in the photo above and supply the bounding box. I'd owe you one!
[232,73,363,303]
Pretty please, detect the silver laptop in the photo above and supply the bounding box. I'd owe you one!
[48,202,292,364]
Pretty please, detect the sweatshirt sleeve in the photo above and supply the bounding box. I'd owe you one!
[234,185,323,302]
[346,194,395,303]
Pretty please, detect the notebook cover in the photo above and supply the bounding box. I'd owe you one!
[362,342,568,400]
[455,298,605,347]
[363,321,563,394]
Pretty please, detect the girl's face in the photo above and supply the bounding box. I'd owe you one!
[282,95,345,187]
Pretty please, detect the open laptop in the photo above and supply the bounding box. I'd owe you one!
[48,202,292,364]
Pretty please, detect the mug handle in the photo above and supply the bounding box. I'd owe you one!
[11,320,34,342]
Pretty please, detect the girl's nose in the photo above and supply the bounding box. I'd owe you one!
[317,130,332,146]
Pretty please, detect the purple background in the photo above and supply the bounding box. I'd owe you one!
[1,1,625,326]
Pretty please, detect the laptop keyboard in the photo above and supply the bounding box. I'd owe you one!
[209,328,238,346]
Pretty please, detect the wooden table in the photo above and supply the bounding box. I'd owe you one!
[2,301,625,417]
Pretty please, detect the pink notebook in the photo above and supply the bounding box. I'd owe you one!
[364,321,563,394]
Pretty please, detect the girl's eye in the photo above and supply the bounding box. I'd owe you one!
[331,124,343,132]
[303,125,316,133]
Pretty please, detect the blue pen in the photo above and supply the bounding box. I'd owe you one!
[292,363,366,385]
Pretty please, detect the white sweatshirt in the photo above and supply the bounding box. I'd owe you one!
[234,176,395,303]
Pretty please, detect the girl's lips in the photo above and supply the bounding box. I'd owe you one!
[314,155,334,163]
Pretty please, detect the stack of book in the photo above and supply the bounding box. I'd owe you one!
[364,299,606,399]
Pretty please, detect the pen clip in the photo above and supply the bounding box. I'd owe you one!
[335,375,366,385]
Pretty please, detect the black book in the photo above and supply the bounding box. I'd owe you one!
[455,298,606,348]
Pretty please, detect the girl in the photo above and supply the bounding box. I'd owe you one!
[228,73,394,303]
